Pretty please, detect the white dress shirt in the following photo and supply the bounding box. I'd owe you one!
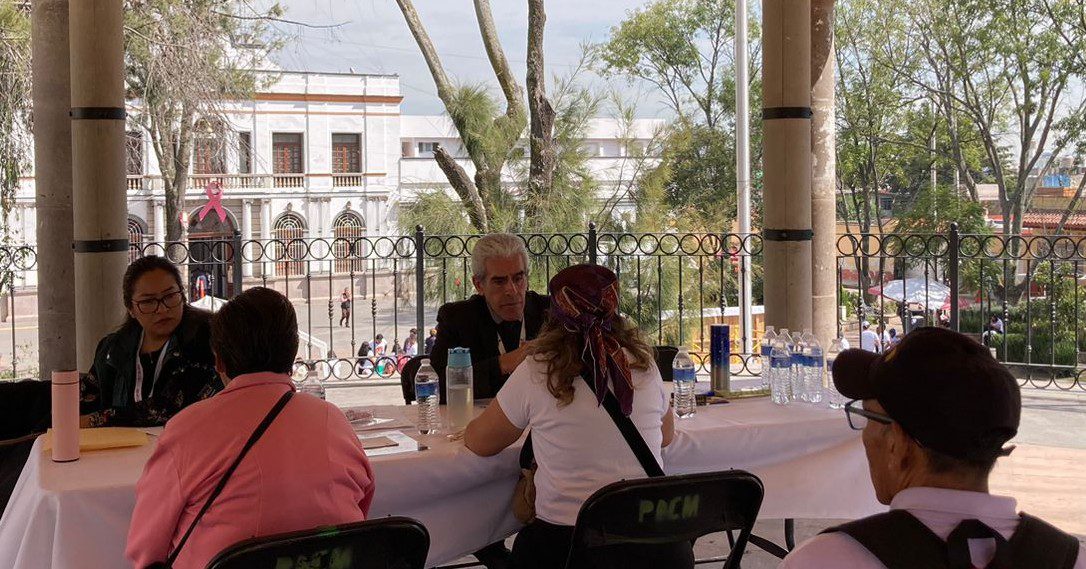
[781,487,1085,568]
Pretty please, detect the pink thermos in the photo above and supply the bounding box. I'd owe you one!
[51,370,80,463]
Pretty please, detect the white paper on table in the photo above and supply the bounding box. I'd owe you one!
[356,430,420,456]
[351,417,413,432]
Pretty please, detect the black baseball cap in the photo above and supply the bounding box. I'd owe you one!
[832,327,1020,461]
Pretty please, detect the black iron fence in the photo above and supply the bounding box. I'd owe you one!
[836,223,1086,389]
[0,224,1082,389]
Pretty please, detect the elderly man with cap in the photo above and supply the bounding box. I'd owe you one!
[782,327,1083,569]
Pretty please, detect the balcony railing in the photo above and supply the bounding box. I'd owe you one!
[272,173,305,188]
[2,226,1083,389]
[332,174,364,188]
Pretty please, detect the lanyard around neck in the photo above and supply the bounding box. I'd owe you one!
[134,331,171,403]
[496,320,527,356]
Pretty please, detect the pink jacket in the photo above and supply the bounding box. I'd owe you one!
[126,372,375,569]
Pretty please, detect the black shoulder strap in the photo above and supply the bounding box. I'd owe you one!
[582,377,665,478]
[822,510,950,569]
[163,390,294,567]
[1007,513,1081,569]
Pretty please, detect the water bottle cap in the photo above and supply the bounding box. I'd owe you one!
[448,347,472,368]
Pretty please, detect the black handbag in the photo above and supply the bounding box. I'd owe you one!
[145,390,294,569]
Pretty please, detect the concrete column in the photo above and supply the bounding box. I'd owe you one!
[153,202,165,244]
[33,0,76,378]
[241,199,253,277]
[70,0,128,369]
[260,199,275,278]
[811,0,837,344]
[762,0,813,332]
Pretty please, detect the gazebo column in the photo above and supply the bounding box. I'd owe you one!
[811,0,837,344]
[32,0,76,377]
[69,0,128,369]
[762,0,813,332]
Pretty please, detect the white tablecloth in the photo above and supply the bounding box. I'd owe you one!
[0,398,879,568]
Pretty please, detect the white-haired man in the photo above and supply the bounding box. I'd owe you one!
[428,233,549,569]
[430,233,549,403]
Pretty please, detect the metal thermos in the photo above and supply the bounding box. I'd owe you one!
[710,325,731,395]
[51,370,80,463]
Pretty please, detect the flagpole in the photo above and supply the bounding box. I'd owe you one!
[737,0,753,355]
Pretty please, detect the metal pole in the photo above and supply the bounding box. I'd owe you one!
[70,0,128,370]
[736,0,753,354]
[33,0,76,378]
[949,222,960,331]
[588,222,598,265]
[232,230,243,297]
[415,225,425,337]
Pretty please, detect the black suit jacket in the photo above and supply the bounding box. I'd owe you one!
[430,291,550,402]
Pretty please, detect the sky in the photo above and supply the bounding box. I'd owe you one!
[264,0,667,116]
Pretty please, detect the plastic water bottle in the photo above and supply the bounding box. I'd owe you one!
[769,336,793,405]
[760,326,777,389]
[446,347,474,431]
[414,359,440,434]
[298,365,326,400]
[673,347,697,419]
[791,332,809,402]
[825,337,847,409]
[805,332,824,405]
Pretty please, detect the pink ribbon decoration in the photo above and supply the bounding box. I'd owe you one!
[197,180,227,223]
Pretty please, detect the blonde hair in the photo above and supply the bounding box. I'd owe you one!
[531,316,654,406]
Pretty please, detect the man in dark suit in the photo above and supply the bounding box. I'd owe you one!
[430,233,550,402]
[429,233,549,569]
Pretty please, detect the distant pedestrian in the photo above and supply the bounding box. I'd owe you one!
[356,342,373,376]
[404,328,419,357]
[424,328,437,355]
[860,321,881,353]
[339,288,352,327]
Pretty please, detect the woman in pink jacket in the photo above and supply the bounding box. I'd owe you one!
[126,287,375,569]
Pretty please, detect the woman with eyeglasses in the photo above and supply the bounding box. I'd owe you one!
[80,256,221,427]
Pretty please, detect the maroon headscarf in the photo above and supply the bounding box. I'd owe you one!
[548,264,635,415]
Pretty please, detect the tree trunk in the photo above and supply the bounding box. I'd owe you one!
[526,0,555,221]
[434,146,488,232]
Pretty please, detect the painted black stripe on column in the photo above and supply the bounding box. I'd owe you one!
[763,229,814,241]
[73,239,131,253]
[762,107,813,120]
[70,107,127,120]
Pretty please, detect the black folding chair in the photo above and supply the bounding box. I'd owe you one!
[205,516,430,569]
[399,355,427,404]
[0,379,51,515]
[653,345,678,381]
[564,470,764,569]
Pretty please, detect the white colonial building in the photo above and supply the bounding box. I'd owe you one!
[5,70,662,287]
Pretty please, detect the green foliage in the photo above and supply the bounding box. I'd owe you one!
[125,0,285,240]
[597,0,762,232]
[0,4,30,235]
[656,125,737,229]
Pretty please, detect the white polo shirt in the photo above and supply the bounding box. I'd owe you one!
[781,487,1085,568]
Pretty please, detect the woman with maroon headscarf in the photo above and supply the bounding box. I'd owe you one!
[465,264,686,568]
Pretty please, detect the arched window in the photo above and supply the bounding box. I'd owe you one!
[128,216,147,263]
[273,212,307,275]
[332,211,366,274]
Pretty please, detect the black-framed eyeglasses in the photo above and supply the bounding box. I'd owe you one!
[134,290,184,314]
[845,400,893,431]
